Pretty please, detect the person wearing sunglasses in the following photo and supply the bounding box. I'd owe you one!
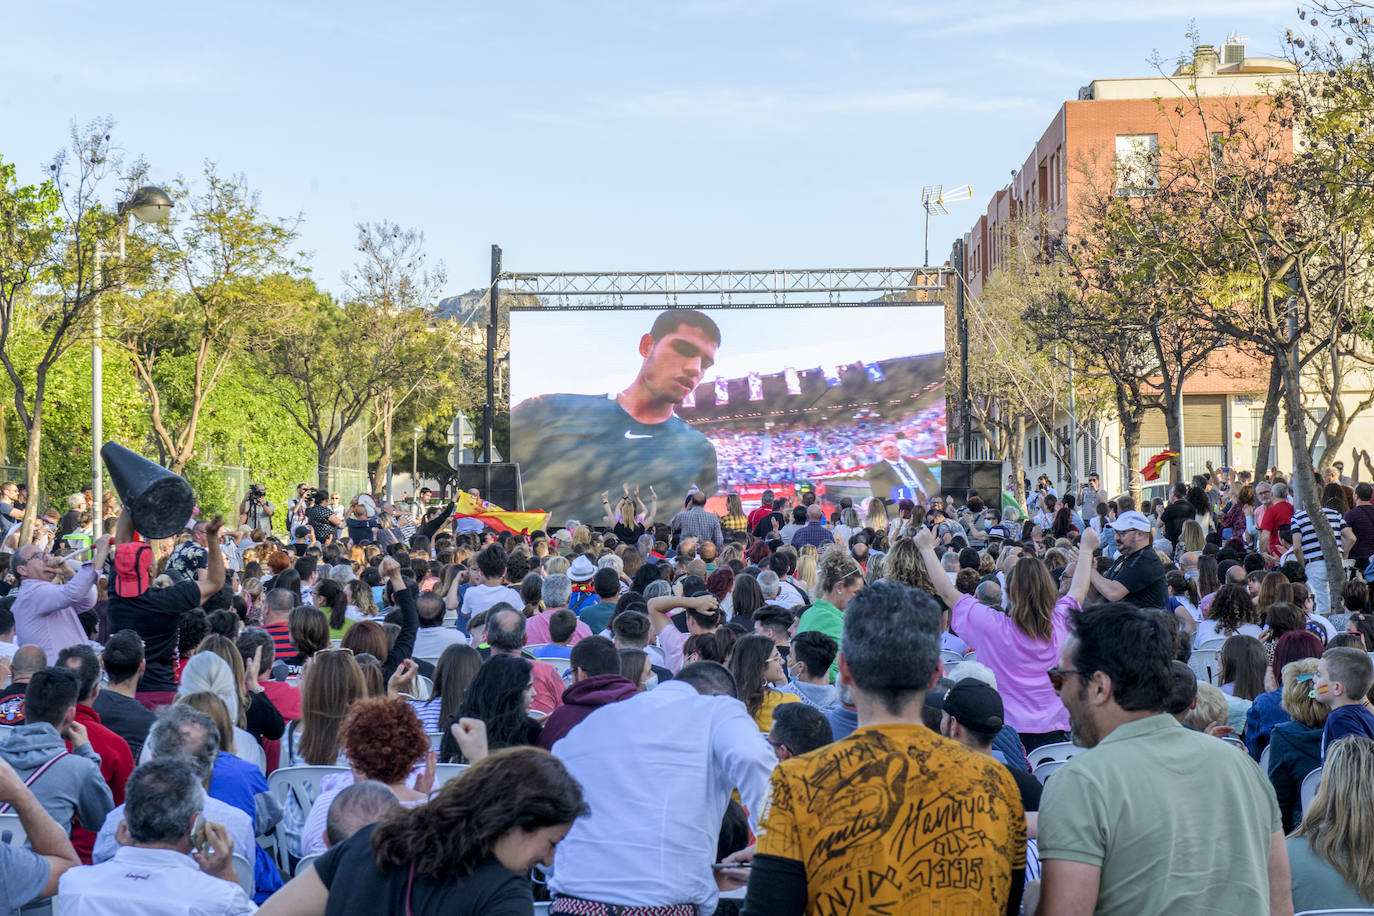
[1037,602,1292,916]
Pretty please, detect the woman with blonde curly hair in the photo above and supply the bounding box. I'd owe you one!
[795,546,868,678]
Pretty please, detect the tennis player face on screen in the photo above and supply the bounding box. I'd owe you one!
[622,317,720,422]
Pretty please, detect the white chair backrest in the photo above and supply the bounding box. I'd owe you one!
[539,657,572,675]
[1196,637,1228,651]
[427,731,444,751]
[0,811,28,846]
[1026,741,1079,771]
[1300,767,1323,812]
[1188,649,1222,685]
[1260,744,1272,774]
[432,763,469,791]
[1032,759,1068,785]
[939,649,965,664]
[231,853,253,895]
[295,853,321,878]
[962,650,978,664]
[268,765,349,816]
[1219,735,1245,749]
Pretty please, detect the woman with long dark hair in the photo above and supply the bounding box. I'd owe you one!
[728,634,799,730]
[260,747,588,916]
[315,579,351,641]
[439,655,542,763]
[287,649,367,767]
[412,643,482,733]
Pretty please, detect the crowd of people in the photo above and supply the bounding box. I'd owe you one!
[0,459,1373,914]
[707,403,945,487]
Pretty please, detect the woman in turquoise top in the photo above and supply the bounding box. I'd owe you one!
[1287,734,1374,912]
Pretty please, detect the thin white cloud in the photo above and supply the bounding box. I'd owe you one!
[861,0,1292,35]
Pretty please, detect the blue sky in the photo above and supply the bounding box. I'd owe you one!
[4,1,1293,296]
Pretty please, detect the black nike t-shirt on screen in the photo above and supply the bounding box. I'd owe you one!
[512,393,717,523]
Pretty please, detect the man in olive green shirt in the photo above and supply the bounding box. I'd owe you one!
[1036,602,1292,916]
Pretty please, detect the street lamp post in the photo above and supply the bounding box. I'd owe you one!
[413,426,422,499]
[93,186,174,529]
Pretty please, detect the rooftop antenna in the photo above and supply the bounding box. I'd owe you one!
[921,183,973,267]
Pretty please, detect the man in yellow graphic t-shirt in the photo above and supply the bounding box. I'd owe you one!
[740,579,1026,915]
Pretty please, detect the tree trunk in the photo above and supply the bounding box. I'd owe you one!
[317,445,331,494]
[1011,414,1028,517]
[1162,394,1183,487]
[20,401,41,544]
[1121,410,1143,510]
[1280,351,1343,612]
[1254,355,1283,475]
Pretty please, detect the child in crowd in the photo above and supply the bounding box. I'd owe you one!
[1312,647,1374,758]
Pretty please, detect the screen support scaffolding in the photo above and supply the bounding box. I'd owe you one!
[483,248,961,462]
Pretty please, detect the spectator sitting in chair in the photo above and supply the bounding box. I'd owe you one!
[0,755,79,915]
[59,758,255,915]
[529,609,580,661]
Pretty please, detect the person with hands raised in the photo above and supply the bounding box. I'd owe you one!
[11,532,111,665]
[110,513,227,709]
[647,591,722,673]
[0,754,80,914]
[916,525,1099,751]
[376,557,419,682]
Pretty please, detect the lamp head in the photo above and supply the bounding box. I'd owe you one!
[122,186,174,224]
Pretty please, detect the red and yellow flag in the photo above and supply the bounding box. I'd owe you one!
[453,490,549,535]
[1139,449,1178,482]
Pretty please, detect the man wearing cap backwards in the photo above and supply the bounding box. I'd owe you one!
[936,678,1043,831]
[1089,509,1166,610]
[512,308,721,525]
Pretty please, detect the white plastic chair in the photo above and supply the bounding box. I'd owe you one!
[0,812,28,846]
[939,649,965,665]
[266,765,349,871]
[231,853,253,895]
[1032,759,1068,785]
[1196,637,1228,651]
[1300,767,1323,812]
[1260,744,1271,773]
[1189,649,1222,685]
[412,675,434,702]
[432,763,469,791]
[1026,741,1079,771]
[427,731,444,750]
[295,853,321,877]
[539,657,571,676]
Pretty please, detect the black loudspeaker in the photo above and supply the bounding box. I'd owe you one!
[939,460,1005,508]
[101,441,195,538]
[458,464,523,511]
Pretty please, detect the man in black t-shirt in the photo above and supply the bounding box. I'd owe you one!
[1091,510,1167,609]
[937,679,1042,815]
[108,511,226,707]
[305,490,343,544]
[512,309,720,524]
[1159,482,1195,550]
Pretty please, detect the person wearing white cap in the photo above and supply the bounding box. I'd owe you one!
[565,555,600,615]
[1089,509,1167,609]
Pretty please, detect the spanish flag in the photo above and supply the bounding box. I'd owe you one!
[1139,449,1178,482]
[453,490,549,536]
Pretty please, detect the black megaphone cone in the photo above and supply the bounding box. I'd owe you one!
[100,441,195,539]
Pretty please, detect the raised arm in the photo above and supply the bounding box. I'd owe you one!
[1066,527,1099,605]
[913,528,962,610]
[642,486,658,527]
[198,516,227,602]
[600,491,615,528]
[379,557,417,679]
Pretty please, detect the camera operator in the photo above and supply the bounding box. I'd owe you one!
[238,483,275,535]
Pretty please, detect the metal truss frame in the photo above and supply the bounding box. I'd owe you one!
[499,266,952,309]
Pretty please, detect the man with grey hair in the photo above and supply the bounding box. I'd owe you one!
[325,780,399,849]
[487,604,564,714]
[1258,480,1294,563]
[61,758,254,914]
[742,580,1027,914]
[974,577,1003,610]
[756,570,782,602]
[527,573,591,647]
[92,705,254,882]
[637,533,656,558]
[941,548,961,583]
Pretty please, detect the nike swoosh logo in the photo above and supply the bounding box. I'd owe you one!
[624,431,653,439]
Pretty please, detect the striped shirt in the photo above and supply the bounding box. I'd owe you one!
[1290,506,1349,561]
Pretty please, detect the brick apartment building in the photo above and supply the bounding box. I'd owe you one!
[953,38,1362,496]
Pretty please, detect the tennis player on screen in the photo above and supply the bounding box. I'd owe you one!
[512,309,720,524]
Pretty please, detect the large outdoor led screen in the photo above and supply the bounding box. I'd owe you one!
[510,305,946,524]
